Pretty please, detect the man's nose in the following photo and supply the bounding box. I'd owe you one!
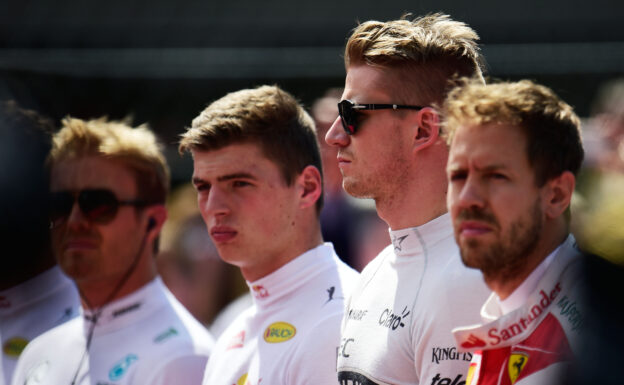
[325,116,350,148]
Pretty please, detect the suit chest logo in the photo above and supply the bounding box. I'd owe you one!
[508,352,529,384]
[263,322,296,343]
[109,353,138,381]
[3,337,29,357]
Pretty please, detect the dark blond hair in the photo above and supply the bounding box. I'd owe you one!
[344,13,485,105]
[179,85,323,212]
[443,79,584,186]
[49,117,170,204]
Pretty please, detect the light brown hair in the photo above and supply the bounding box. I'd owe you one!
[179,85,324,212]
[344,13,485,105]
[443,79,584,186]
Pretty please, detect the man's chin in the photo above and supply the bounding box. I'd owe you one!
[215,247,244,267]
[459,244,490,271]
[342,179,373,199]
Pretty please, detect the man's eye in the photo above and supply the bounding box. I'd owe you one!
[196,184,210,192]
[449,172,467,181]
[233,181,251,187]
[490,173,508,180]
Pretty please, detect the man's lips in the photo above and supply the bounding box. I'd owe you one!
[458,221,493,237]
[63,238,99,251]
[210,226,237,243]
[336,156,351,167]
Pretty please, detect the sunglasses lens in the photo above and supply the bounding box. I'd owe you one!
[79,190,119,223]
[50,192,75,222]
[338,100,356,135]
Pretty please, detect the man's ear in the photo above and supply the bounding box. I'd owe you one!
[296,165,322,210]
[413,107,441,153]
[145,204,167,237]
[542,171,575,220]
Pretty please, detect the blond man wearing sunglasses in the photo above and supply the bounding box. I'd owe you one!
[12,118,214,385]
[325,14,491,385]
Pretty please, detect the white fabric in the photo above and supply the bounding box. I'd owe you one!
[11,277,214,385]
[209,293,253,339]
[337,213,491,385]
[202,243,359,385]
[0,266,80,385]
[498,244,559,315]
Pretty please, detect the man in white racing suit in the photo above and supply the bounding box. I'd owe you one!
[1,266,79,385]
[443,79,586,385]
[0,101,80,385]
[12,118,214,385]
[179,85,359,385]
[324,13,491,385]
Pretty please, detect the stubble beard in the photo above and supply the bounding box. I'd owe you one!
[340,146,410,202]
[459,198,543,283]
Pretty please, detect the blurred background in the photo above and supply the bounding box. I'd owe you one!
[2,0,623,327]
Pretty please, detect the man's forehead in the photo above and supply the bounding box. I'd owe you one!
[51,156,137,191]
[449,123,529,166]
[191,144,272,180]
[344,65,396,101]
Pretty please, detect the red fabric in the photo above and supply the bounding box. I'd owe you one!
[474,314,574,385]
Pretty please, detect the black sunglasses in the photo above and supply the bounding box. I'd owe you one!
[50,189,147,225]
[338,99,426,135]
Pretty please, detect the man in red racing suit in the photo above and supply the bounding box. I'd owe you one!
[443,79,587,385]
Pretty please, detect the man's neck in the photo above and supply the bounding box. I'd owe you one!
[374,175,448,230]
[77,267,156,310]
[377,198,448,230]
[241,225,324,282]
[486,228,569,300]
[374,150,449,230]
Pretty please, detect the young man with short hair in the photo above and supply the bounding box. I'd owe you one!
[180,85,359,385]
[12,118,214,385]
[325,13,491,385]
[444,79,585,385]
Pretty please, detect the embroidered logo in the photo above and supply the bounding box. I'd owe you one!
[392,235,408,251]
[227,331,245,350]
[3,337,29,357]
[487,283,562,346]
[508,352,529,384]
[57,306,75,324]
[153,327,178,343]
[379,306,410,330]
[251,285,269,299]
[263,322,296,343]
[461,334,486,349]
[235,373,249,385]
[466,362,478,385]
[108,354,138,381]
[324,286,344,305]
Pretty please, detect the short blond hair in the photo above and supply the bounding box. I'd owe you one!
[49,117,170,204]
[443,79,584,186]
[344,13,485,105]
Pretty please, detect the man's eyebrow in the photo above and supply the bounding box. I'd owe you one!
[447,163,507,173]
[192,173,257,185]
[217,172,257,182]
[477,164,507,172]
[192,176,206,186]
